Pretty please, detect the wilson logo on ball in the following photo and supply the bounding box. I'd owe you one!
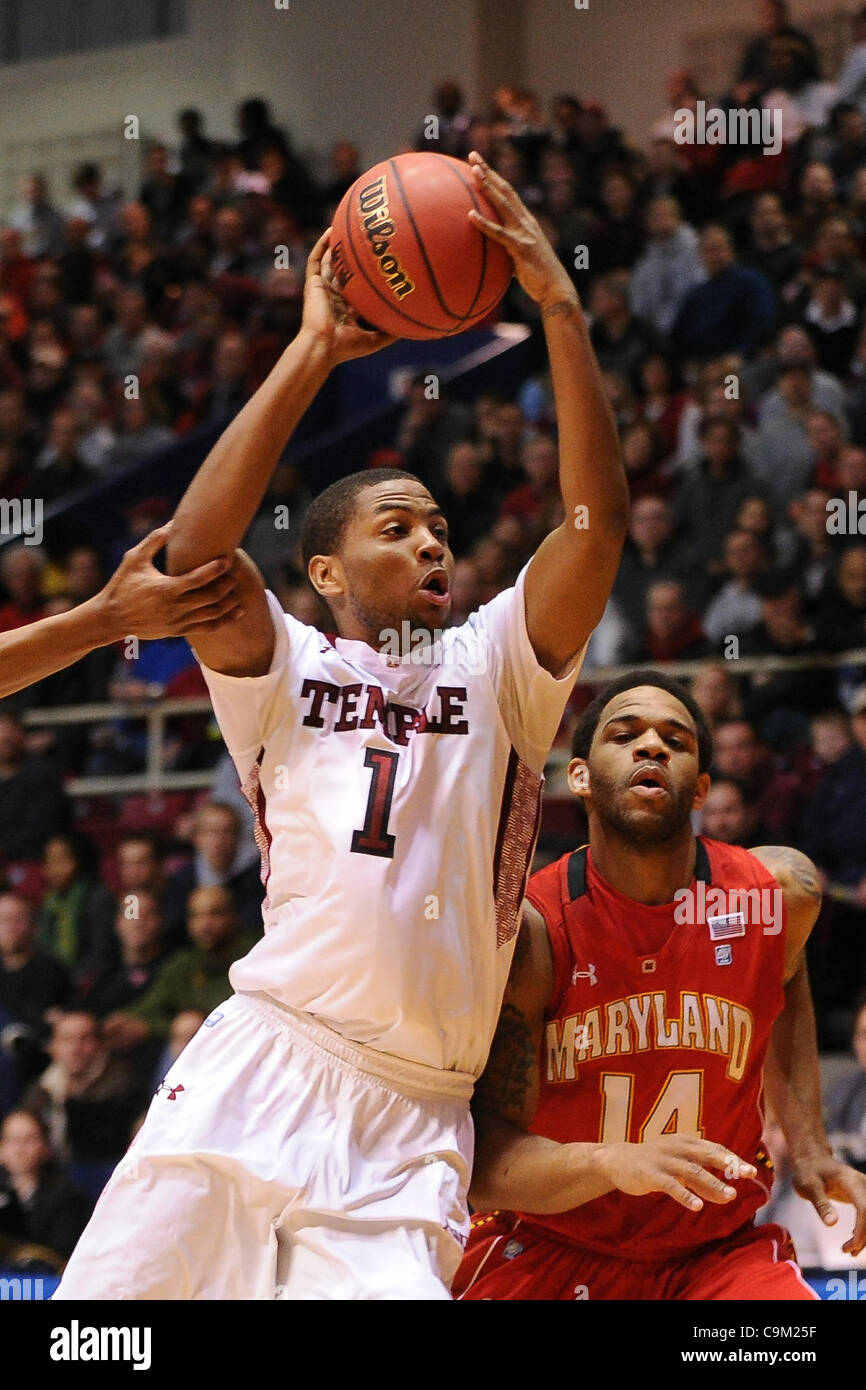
[357,175,415,300]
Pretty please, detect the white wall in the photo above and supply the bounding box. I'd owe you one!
[523,0,849,148]
[0,0,477,210]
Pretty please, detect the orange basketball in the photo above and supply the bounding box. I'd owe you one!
[329,153,513,340]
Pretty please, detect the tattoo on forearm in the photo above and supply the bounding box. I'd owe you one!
[541,300,578,322]
[474,1004,537,1122]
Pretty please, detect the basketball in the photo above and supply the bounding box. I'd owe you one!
[329,152,513,339]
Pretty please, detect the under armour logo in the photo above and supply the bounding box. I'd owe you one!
[157,1081,185,1101]
[572,963,598,987]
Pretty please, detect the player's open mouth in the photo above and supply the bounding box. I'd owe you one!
[628,767,669,798]
[419,571,451,607]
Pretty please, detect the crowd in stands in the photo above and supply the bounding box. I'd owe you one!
[4,0,866,1268]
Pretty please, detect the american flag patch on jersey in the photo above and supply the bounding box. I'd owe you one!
[707,912,746,941]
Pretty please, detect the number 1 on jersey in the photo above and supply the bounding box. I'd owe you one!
[600,1070,705,1142]
[351,748,398,858]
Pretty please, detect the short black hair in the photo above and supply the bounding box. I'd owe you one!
[300,468,424,569]
[571,669,713,773]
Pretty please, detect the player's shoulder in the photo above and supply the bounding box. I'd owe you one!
[527,846,580,912]
[745,843,822,908]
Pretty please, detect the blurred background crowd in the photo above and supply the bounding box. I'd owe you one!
[2,0,866,1278]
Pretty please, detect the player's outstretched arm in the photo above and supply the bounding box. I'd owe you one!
[0,524,241,700]
[165,230,394,677]
[470,904,752,1215]
[468,153,629,675]
[755,844,866,1256]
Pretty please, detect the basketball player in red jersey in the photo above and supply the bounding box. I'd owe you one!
[455,672,866,1300]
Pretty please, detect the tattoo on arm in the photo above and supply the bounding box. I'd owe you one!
[757,846,822,901]
[473,1004,537,1125]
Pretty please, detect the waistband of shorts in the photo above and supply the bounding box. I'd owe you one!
[233,990,475,1104]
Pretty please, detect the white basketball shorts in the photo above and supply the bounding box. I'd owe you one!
[53,991,475,1300]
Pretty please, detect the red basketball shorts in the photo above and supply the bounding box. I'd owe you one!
[454,1213,819,1300]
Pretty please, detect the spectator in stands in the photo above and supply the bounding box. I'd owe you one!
[815,543,866,650]
[37,832,115,989]
[66,162,121,254]
[632,578,710,663]
[176,108,215,193]
[640,133,709,228]
[447,558,484,626]
[798,708,866,891]
[242,459,311,590]
[636,353,688,460]
[838,6,866,121]
[612,495,691,637]
[164,801,264,943]
[499,434,562,535]
[801,264,860,378]
[736,0,819,95]
[591,169,645,274]
[0,544,45,632]
[588,274,660,384]
[138,142,192,243]
[413,79,471,158]
[0,1109,92,1261]
[319,141,362,215]
[103,288,148,382]
[629,196,704,336]
[86,889,170,1019]
[393,373,472,492]
[690,663,742,729]
[741,191,801,294]
[208,206,254,279]
[826,997,866,1172]
[106,394,174,472]
[435,441,499,558]
[0,711,68,864]
[67,379,116,472]
[671,416,760,567]
[699,778,759,847]
[619,420,673,502]
[24,1012,141,1164]
[671,224,776,361]
[711,716,768,794]
[31,407,90,503]
[806,409,846,491]
[753,365,819,514]
[701,528,768,645]
[7,174,66,260]
[739,570,833,744]
[0,890,71,1092]
[785,486,837,605]
[791,162,841,247]
[104,885,258,1050]
[115,831,168,914]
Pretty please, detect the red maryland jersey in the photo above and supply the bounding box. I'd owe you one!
[518,837,786,1260]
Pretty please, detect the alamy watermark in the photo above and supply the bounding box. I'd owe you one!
[674,102,782,157]
[674,882,783,936]
[377,621,489,673]
[0,497,43,545]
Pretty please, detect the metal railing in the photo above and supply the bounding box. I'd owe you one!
[19,644,866,797]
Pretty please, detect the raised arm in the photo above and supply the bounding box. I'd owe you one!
[165,232,393,678]
[468,154,629,675]
[0,525,240,700]
[470,902,749,1215]
[754,844,866,1256]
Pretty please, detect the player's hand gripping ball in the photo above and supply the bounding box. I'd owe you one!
[330,152,513,339]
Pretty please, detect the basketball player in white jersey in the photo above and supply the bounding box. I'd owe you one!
[55,154,629,1300]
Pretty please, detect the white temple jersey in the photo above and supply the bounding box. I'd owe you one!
[196,564,583,1075]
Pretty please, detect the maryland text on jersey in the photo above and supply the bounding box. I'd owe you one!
[545,991,754,1084]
